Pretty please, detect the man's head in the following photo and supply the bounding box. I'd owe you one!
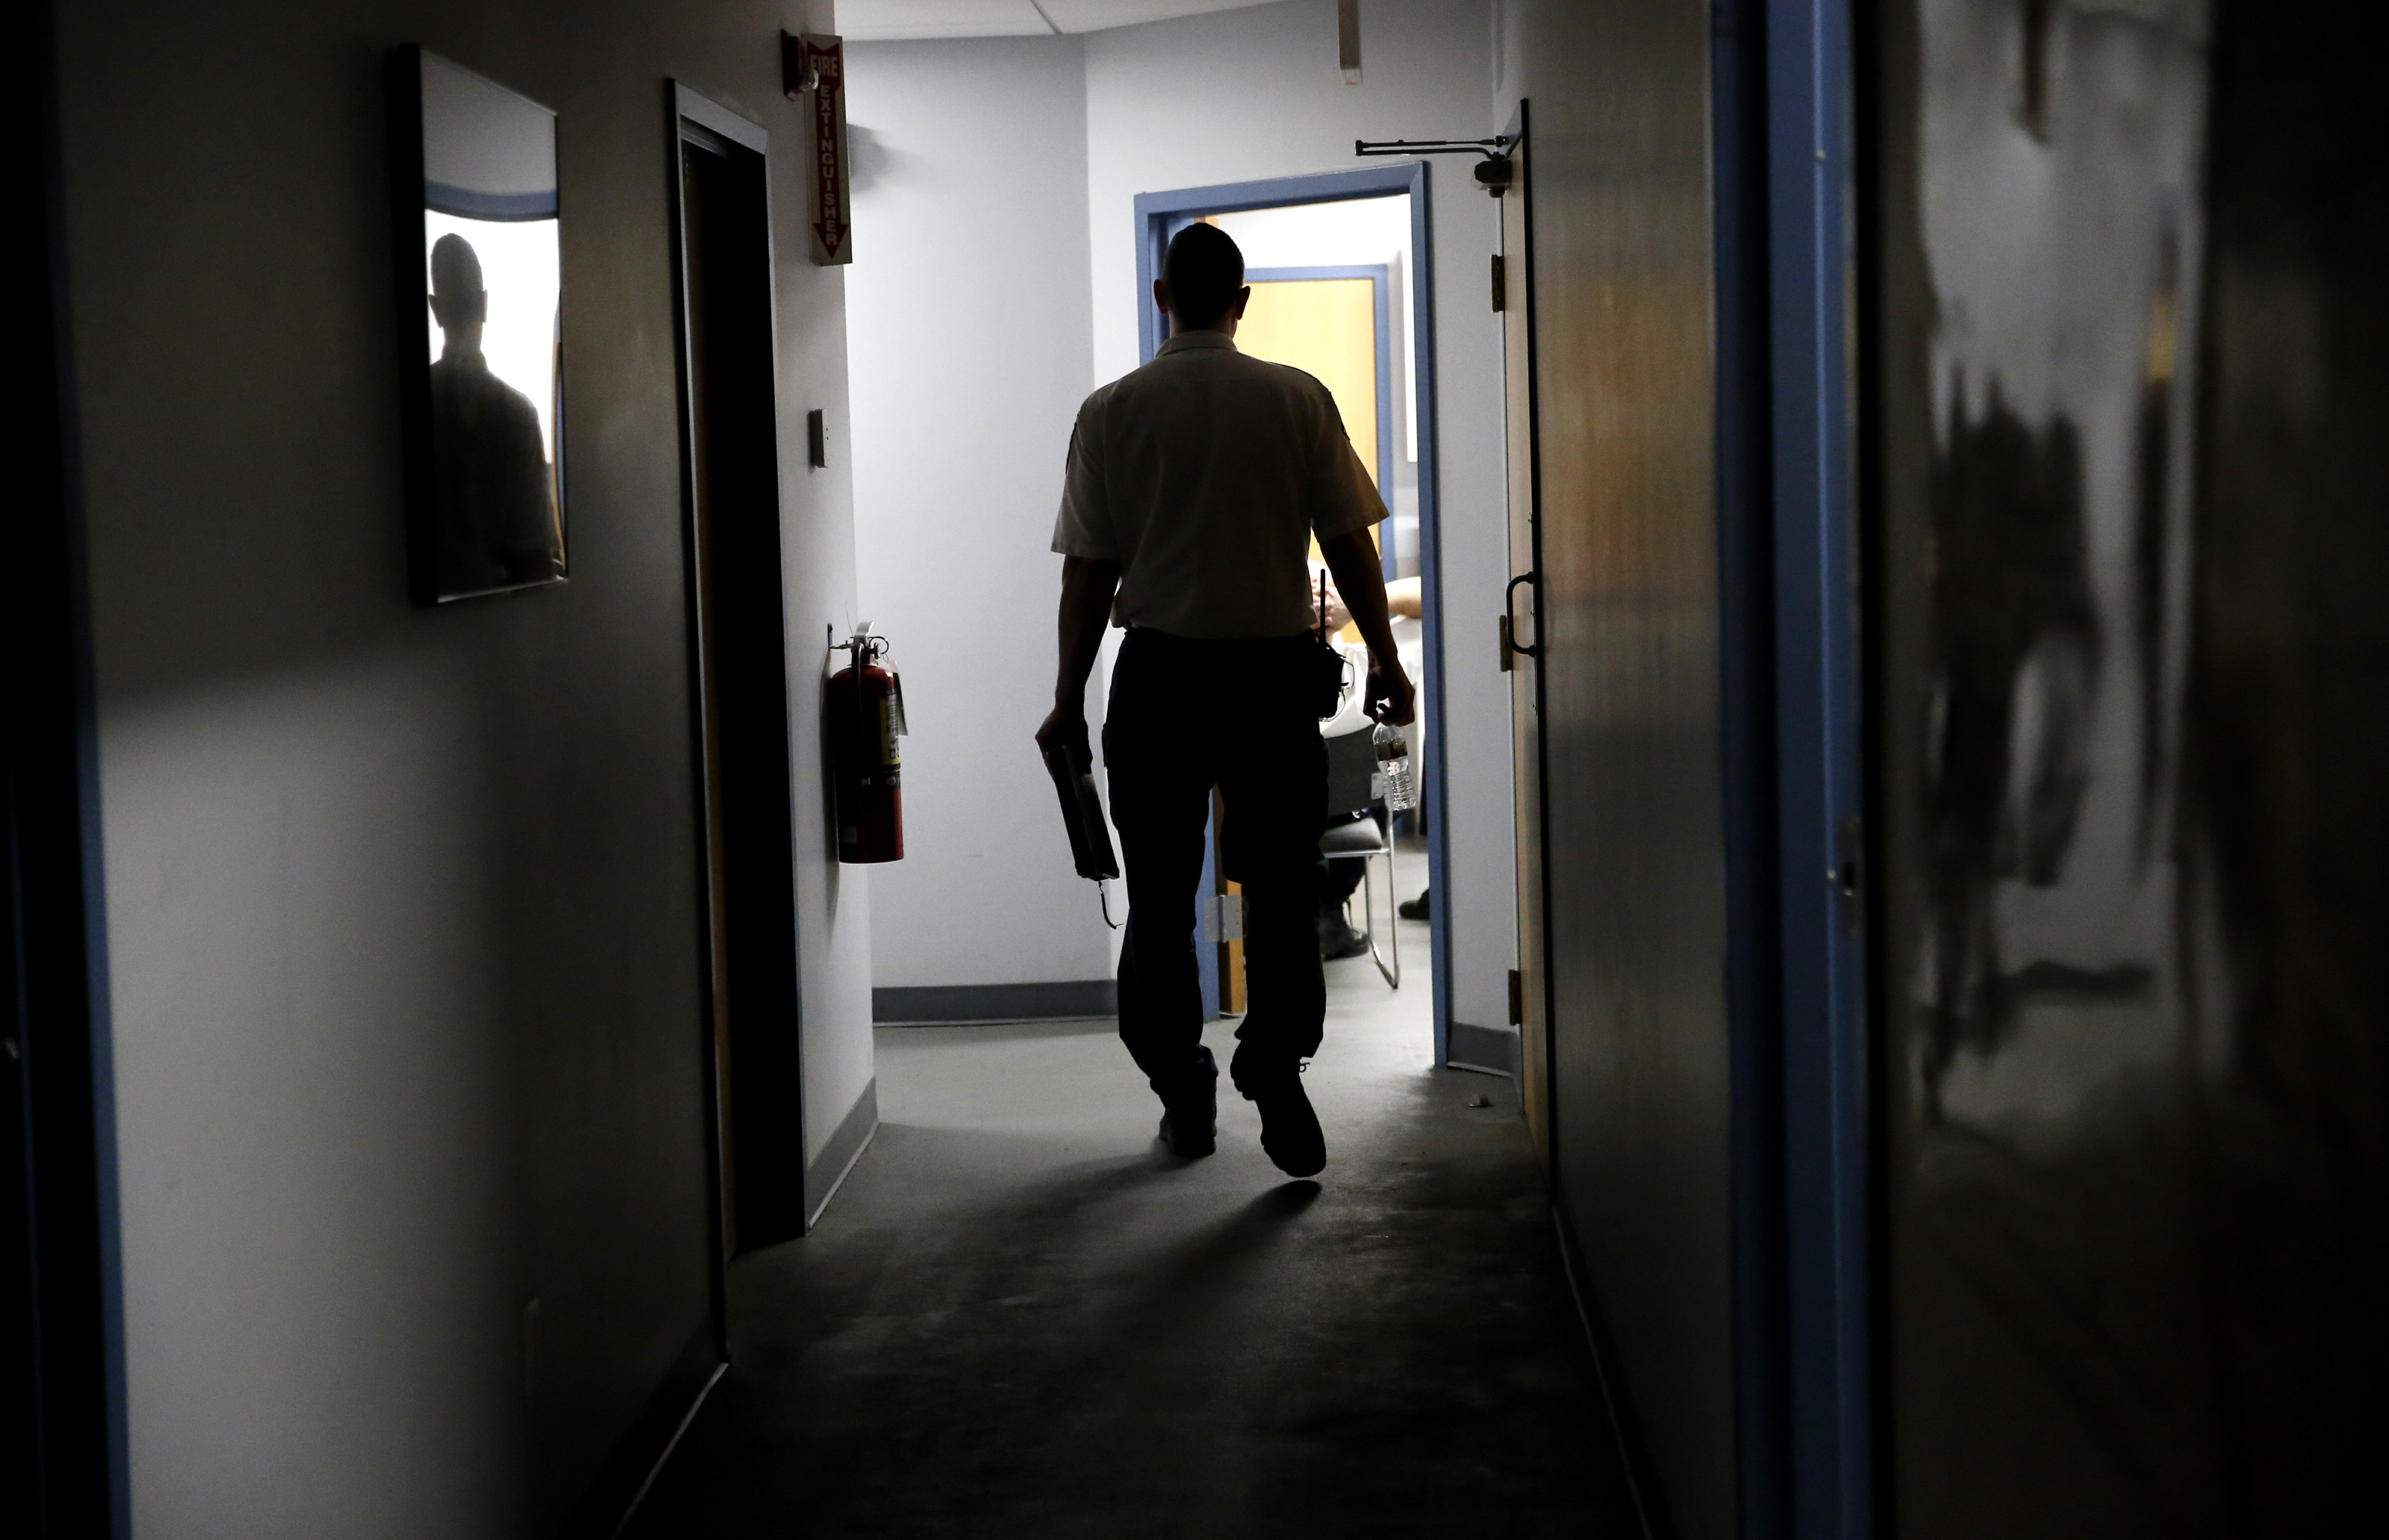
[428,233,488,346]
[1157,222,1248,334]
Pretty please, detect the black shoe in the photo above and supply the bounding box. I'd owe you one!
[1318,905,1370,961]
[1398,889,1430,922]
[1230,1043,1325,1178]
[1319,923,1369,961]
[1157,1046,1218,1158]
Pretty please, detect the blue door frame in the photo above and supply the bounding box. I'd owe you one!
[1766,3,1869,1537]
[1715,0,1869,1537]
[1720,3,1863,1537]
[1131,165,1451,1063]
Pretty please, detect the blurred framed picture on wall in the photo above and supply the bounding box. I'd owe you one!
[387,46,567,604]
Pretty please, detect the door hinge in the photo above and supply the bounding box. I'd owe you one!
[1491,252,1507,311]
[1204,892,1245,944]
[1507,967,1524,1025]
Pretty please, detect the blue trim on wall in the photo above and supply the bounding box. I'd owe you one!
[1766,1,1870,1536]
[1130,163,1447,1062]
[423,181,558,221]
[1715,3,1869,1533]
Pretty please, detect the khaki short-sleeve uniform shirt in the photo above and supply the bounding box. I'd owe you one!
[1050,331,1386,639]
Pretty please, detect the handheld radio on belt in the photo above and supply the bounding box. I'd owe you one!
[1307,571,1351,719]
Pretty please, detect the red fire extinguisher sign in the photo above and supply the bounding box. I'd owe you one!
[829,626,905,863]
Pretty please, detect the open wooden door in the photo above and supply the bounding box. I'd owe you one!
[1496,114,1550,1156]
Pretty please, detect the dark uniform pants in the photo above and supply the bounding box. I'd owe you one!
[1103,627,1327,1103]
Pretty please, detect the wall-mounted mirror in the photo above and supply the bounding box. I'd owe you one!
[389,46,566,603]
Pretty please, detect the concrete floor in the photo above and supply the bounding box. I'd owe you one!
[628,867,1644,1536]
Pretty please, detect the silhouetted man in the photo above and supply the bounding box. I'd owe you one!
[426,233,562,596]
[1038,223,1415,1179]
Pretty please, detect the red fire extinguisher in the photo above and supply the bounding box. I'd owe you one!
[828,623,905,864]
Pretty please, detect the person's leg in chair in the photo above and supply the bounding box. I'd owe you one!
[1317,811,1373,959]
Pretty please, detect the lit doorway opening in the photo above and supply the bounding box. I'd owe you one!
[1129,166,1493,1071]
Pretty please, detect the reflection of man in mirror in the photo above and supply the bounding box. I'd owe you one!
[427,233,562,595]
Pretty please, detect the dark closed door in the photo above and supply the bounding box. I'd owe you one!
[673,111,806,1256]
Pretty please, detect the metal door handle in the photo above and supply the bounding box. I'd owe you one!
[1504,572,1540,661]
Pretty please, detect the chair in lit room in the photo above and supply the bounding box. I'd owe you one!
[1321,726,1398,988]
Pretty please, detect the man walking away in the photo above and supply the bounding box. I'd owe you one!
[1036,223,1415,1179]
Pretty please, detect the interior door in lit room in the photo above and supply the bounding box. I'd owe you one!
[1236,265,1395,583]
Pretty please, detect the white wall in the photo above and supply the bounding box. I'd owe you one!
[1084,0,1517,1031]
[56,0,868,1530]
[845,36,1115,992]
[784,82,878,1179]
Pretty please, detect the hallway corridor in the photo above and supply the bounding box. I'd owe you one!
[629,895,1642,1536]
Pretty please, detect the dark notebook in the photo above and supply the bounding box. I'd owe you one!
[1044,746,1121,882]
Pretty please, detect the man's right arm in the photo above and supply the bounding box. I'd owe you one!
[1318,531,1415,727]
[1035,555,1121,770]
[1304,385,1413,726]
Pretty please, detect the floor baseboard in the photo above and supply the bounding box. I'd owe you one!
[564,1318,724,1540]
[1551,1204,1665,1540]
[804,1076,879,1228]
[873,979,1117,1024]
[1448,1020,1521,1077]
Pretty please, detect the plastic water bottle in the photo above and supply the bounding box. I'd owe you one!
[1373,723,1416,811]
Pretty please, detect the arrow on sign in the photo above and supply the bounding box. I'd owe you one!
[803,36,851,265]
